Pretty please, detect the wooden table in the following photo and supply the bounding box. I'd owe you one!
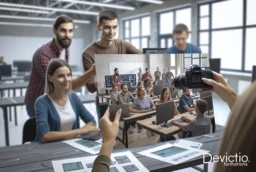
[0,129,223,172]
[118,110,156,148]
[137,112,215,141]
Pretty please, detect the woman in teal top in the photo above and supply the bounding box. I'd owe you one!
[35,59,99,143]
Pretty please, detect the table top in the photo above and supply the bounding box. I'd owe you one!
[137,112,215,135]
[1,76,24,81]
[0,129,223,172]
[0,82,28,90]
[122,110,156,121]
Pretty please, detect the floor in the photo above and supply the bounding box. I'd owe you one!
[0,89,230,172]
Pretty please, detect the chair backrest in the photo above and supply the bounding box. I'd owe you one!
[23,75,30,82]
[22,117,36,144]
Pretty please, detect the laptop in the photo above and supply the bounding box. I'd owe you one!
[156,101,175,126]
[109,104,131,119]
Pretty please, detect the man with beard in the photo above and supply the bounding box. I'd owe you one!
[111,68,122,91]
[179,89,196,113]
[82,10,142,93]
[117,84,135,105]
[142,68,153,89]
[25,15,95,117]
[170,81,179,99]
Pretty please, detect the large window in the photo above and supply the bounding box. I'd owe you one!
[123,16,150,50]
[198,0,256,72]
[158,7,191,49]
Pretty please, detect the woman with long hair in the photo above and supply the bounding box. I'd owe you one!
[34,59,99,143]
[157,87,180,115]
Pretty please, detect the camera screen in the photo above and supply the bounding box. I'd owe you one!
[192,74,201,83]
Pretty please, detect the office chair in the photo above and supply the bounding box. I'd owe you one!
[22,117,36,144]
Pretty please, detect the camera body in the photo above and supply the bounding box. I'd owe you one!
[174,65,213,89]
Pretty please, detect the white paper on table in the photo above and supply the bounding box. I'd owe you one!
[138,143,209,165]
[63,138,102,155]
[52,151,149,172]
[174,139,203,149]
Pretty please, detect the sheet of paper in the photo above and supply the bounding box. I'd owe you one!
[174,139,203,149]
[63,138,102,155]
[52,151,149,172]
[138,143,208,165]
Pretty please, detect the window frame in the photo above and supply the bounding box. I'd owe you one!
[198,0,256,73]
[122,15,151,50]
[158,6,192,49]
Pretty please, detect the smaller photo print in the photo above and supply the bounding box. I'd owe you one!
[151,146,188,158]
[110,167,119,172]
[75,139,101,148]
[85,163,93,169]
[122,164,139,172]
[62,162,84,172]
[91,146,101,152]
[114,155,131,164]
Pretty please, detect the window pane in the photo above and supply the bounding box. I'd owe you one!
[247,0,256,25]
[125,21,129,28]
[193,59,199,66]
[131,19,140,37]
[161,39,166,48]
[131,39,140,49]
[125,29,129,38]
[200,17,209,30]
[212,0,243,29]
[200,32,209,45]
[160,12,173,35]
[167,38,172,47]
[245,28,256,71]
[176,8,191,31]
[200,46,208,54]
[142,38,148,48]
[201,57,208,67]
[170,54,176,66]
[212,30,242,70]
[184,58,192,69]
[142,16,150,36]
[200,4,209,16]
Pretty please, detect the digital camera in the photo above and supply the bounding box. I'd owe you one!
[174,65,213,89]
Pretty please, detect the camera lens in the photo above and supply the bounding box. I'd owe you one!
[174,74,187,89]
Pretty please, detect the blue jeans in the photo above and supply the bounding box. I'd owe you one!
[25,103,35,118]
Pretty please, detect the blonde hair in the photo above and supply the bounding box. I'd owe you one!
[214,82,256,171]
[45,59,72,94]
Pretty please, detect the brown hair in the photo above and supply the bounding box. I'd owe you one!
[214,82,256,172]
[196,99,208,114]
[54,15,73,30]
[137,81,143,89]
[172,23,189,35]
[97,10,118,25]
[137,86,145,97]
[45,59,72,94]
[160,87,170,103]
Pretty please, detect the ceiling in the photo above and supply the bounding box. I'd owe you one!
[0,0,168,25]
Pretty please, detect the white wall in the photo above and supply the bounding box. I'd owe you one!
[0,24,94,69]
[0,36,85,68]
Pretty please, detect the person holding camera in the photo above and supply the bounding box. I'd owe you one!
[172,99,211,137]
[178,89,195,113]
